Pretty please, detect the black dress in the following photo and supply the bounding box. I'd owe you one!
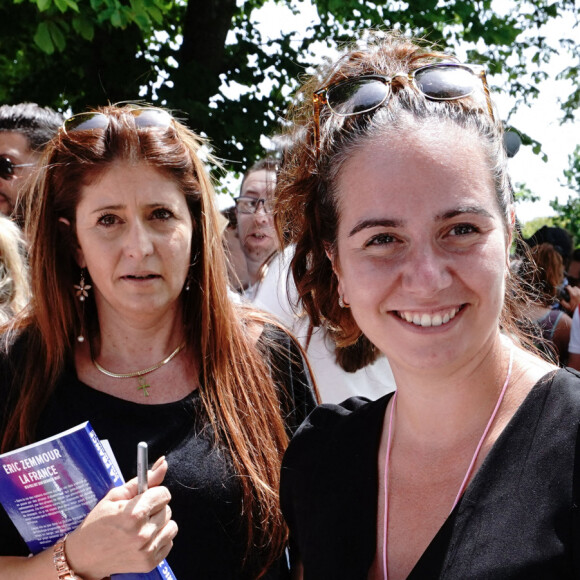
[0,325,317,580]
[281,367,580,579]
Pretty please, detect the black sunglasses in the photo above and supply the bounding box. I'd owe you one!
[63,106,173,133]
[313,62,493,155]
[0,156,35,181]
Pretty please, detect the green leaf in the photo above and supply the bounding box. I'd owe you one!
[134,13,151,28]
[33,21,55,54]
[72,14,95,41]
[110,9,123,27]
[36,0,52,11]
[54,0,69,12]
[64,0,80,13]
[48,21,67,51]
[147,5,163,24]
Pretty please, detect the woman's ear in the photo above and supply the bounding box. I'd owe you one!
[325,243,347,301]
[508,205,516,233]
[58,217,86,268]
[324,242,337,274]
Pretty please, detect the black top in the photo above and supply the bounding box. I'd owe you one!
[281,367,580,579]
[0,325,317,579]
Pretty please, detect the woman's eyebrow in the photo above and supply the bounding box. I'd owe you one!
[348,218,401,237]
[438,206,494,220]
[90,203,124,215]
[348,206,495,237]
[89,201,172,215]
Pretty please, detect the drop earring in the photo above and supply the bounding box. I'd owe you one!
[74,269,91,342]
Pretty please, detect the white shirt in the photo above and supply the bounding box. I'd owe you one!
[247,247,396,404]
[568,307,580,354]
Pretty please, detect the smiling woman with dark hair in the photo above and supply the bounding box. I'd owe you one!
[0,104,316,579]
[277,32,580,579]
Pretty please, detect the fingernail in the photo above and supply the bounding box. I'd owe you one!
[151,456,166,471]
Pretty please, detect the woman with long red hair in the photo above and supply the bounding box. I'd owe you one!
[0,104,316,579]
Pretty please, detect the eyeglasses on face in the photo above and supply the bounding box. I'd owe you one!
[0,156,35,181]
[313,62,493,155]
[63,106,173,133]
[235,196,274,215]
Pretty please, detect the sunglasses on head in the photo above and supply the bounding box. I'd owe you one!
[63,106,173,133]
[313,62,493,155]
[0,156,35,181]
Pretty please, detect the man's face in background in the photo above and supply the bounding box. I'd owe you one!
[0,131,37,217]
[236,168,280,269]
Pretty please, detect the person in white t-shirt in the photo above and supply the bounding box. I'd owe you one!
[253,245,396,403]
[234,158,280,299]
[235,159,396,403]
[567,308,580,371]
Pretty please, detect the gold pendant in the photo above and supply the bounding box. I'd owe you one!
[137,376,151,396]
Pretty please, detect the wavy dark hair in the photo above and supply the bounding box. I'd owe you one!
[276,32,531,371]
[521,243,565,305]
[1,105,292,577]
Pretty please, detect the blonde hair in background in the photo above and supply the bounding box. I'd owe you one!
[0,216,29,324]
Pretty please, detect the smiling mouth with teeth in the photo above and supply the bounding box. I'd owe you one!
[396,306,463,327]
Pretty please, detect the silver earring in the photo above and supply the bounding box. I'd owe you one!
[184,271,193,292]
[338,295,350,308]
[185,257,198,292]
[74,269,91,342]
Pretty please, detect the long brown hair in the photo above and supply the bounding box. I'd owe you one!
[1,105,290,576]
[521,243,565,305]
[276,32,528,371]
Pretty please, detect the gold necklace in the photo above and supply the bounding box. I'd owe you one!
[92,342,186,397]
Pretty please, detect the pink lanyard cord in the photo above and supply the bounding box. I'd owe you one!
[382,390,397,579]
[450,347,513,511]
[381,346,514,580]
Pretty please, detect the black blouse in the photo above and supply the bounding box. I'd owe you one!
[0,325,317,579]
[281,367,580,579]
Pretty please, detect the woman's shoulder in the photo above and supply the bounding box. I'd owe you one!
[300,394,388,428]
[283,393,392,467]
[252,320,318,435]
[551,366,580,400]
[522,366,580,420]
[280,394,392,528]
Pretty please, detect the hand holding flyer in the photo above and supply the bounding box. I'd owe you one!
[0,422,178,580]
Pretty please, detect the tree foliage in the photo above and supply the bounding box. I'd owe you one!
[519,216,555,240]
[1,0,578,176]
[549,146,580,243]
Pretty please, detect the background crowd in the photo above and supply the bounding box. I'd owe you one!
[2,102,580,376]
